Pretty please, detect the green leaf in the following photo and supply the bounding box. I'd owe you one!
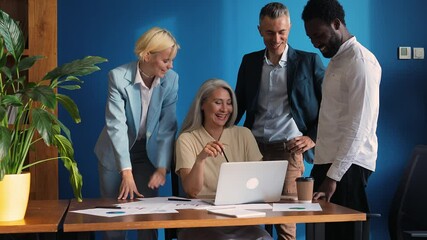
[0,126,11,161]
[31,108,54,145]
[54,135,83,201]
[1,95,23,106]
[0,106,6,121]
[0,66,12,80]
[58,85,81,90]
[0,160,5,180]
[0,10,24,62]
[43,56,107,81]
[49,114,72,143]
[26,85,56,109]
[54,76,83,90]
[18,55,44,72]
[0,38,7,69]
[57,93,81,124]
[0,95,22,122]
[54,134,74,158]
[62,75,84,84]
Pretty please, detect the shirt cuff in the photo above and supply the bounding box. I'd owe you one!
[120,167,132,173]
[326,164,343,181]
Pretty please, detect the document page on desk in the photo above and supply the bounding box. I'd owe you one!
[71,207,178,217]
[71,197,205,217]
[116,197,211,209]
[272,203,322,212]
[208,208,266,218]
[194,203,273,210]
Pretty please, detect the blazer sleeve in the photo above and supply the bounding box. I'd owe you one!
[152,73,179,170]
[104,68,133,170]
[235,55,248,125]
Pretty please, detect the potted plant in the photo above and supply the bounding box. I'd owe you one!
[0,9,107,220]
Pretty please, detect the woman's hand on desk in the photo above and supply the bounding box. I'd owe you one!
[118,169,144,200]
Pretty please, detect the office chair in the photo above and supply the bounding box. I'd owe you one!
[389,145,427,240]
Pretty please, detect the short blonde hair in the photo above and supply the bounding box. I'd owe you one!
[134,27,180,59]
[180,79,238,134]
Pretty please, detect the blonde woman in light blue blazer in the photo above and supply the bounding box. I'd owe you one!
[94,27,179,240]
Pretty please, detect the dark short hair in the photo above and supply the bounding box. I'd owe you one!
[259,2,289,22]
[301,0,346,26]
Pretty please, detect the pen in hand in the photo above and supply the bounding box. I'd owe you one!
[219,145,229,162]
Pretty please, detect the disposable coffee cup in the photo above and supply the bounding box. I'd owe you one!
[296,177,314,203]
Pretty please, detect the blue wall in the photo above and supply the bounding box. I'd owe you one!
[57,1,427,239]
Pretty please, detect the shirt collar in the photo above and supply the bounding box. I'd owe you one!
[199,126,232,147]
[263,44,288,67]
[135,61,160,88]
[333,36,356,60]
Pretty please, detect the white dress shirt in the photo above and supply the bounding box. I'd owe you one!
[315,37,382,181]
[135,63,160,140]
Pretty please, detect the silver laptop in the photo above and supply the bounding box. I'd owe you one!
[206,160,288,205]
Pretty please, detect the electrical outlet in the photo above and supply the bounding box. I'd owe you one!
[399,47,411,59]
[413,47,424,59]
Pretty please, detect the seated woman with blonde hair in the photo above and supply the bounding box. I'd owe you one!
[175,79,273,240]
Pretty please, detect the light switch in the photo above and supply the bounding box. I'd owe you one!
[413,47,424,59]
[399,47,411,59]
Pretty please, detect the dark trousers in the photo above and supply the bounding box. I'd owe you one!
[311,163,372,240]
[99,139,158,240]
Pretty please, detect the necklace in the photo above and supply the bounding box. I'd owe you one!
[139,69,154,79]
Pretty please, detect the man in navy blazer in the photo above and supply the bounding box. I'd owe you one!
[235,3,324,240]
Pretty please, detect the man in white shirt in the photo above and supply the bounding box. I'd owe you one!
[302,0,381,239]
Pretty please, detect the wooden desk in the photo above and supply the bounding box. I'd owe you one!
[63,199,366,240]
[0,200,69,234]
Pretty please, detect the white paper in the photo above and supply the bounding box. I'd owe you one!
[208,208,266,218]
[195,203,273,210]
[71,197,277,218]
[116,197,212,210]
[71,207,178,217]
[272,203,322,212]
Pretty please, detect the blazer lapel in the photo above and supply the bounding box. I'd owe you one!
[248,50,265,112]
[286,46,298,93]
[124,64,141,137]
[145,80,163,138]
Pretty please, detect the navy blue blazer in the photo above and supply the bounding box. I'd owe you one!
[235,46,325,163]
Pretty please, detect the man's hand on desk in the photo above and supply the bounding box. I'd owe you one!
[313,177,337,202]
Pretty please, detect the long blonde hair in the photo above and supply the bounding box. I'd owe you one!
[180,79,238,134]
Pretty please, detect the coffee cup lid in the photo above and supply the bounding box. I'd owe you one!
[296,177,314,182]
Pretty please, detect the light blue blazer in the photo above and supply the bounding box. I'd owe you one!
[94,61,178,172]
